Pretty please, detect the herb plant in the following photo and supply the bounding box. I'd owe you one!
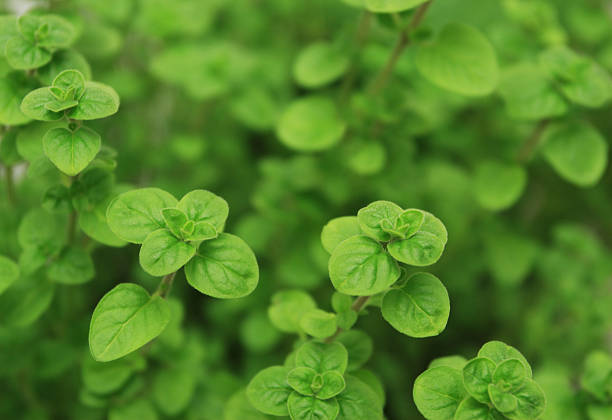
[1,0,612,419]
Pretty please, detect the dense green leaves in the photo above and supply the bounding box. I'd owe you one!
[185,233,259,298]
[43,126,101,176]
[416,23,499,96]
[329,235,400,295]
[89,283,171,361]
[381,272,450,337]
[541,120,608,187]
[277,96,346,152]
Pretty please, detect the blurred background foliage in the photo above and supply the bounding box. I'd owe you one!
[1,0,612,419]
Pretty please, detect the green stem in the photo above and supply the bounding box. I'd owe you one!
[368,0,433,95]
[517,119,549,163]
[155,272,177,299]
[325,295,371,343]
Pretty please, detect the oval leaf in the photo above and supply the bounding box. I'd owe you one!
[43,126,101,176]
[139,229,196,276]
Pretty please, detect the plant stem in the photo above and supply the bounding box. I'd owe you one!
[155,272,177,299]
[326,295,372,343]
[368,0,433,95]
[517,119,549,163]
[4,165,16,206]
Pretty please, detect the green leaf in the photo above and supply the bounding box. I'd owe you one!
[246,366,292,416]
[416,23,499,96]
[43,126,101,176]
[335,330,373,372]
[268,290,317,333]
[37,49,92,86]
[463,357,496,403]
[336,376,383,420]
[381,272,450,337]
[176,189,229,232]
[106,188,178,244]
[541,120,608,187]
[139,229,196,276]
[35,15,76,49]
[540,46,612,108]
[68,81,120,120]
[161,208,189,238]
[390,209,425,239]
[20,87,64,121]
[0,72,36,125]
[277,96,346,152]
[345,140,387,175]
[488,384,518,414]
[321,216,362,255]
[477,341,533,378]
[364,0,428,13]
[185,233,259,298]
[47,246,95,285]
[318,371,346,399]
[0,276,55,327]
[287,392,339,420]
[5,36,51,70]
[293,42,349,89]
[387,212,447,266]
[52,69,86,99]
[493,359,526,392]
[288,367,318,396]
[329,235,400,296]
[351,370,385,405]
[413,366,466,420]
[580,351,612,402]
[295,341,348,374]
[186,221,217,241]
[503,379,546,420]
[454,397,504,420]
[0,16,18,51]
[153,366,197,415]
[499,64,568,121]
[357,201,403,242]
[473,161,527,211]
[299,309,338,339]
[0,255,19,295]
[429,356,468,371]
[89,283,171,362]
[81,352,144,394]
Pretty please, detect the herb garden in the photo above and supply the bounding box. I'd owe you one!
[0,1,611,419]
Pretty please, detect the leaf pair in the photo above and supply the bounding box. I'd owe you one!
[4,14,76,70]
[414,341,546,420]
[107,188,258,298]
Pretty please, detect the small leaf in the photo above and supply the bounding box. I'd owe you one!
[295,341,348,374]
[299,309,338,339]
[177,189,229,231]
[488,384,518,414]
[185,221,217,241]
[68,81,120,120]
[454,397,504,420]
[0,255,20,295]
[493,359,526,392]
[357,200,403,242]
[43,126,101,176]
[47,246,95,285]
[161,208,188,238]
[5,36,51,70]
[336,330,373,372]
[391,209,425,239]
[139,229,196,276]
[89,283,171,362]
[293,42,349,89]
[20,87,63,121]
[413,366,466,420]
[287,392,339,420]
[277,96,346,152]
[106,188,178,244]
[318,371,346,399]
[36,15,76,49]
[381,272,450,337]
[52,69,86,99]
[416,23,499,96]
[268,290,317,333]
[287,366,318,396]
[364,0,428,13]
[473,161,527,211]
[321,216,362,254]
[503,379,546,420]
[541,120,608,187]
[387,212,448,266]
[463,357,496,403]
[477,341,533,378]
[329,235,400,296]
[246,366,292,416]
[185,233,259,298]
